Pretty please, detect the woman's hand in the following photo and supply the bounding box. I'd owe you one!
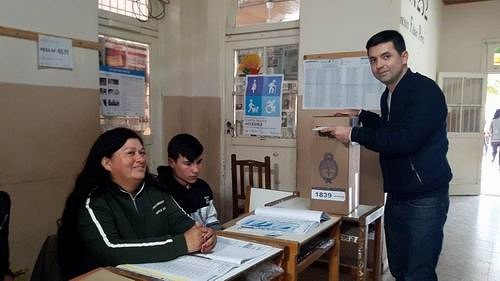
[200,227,217,253]
[184,223,206,253]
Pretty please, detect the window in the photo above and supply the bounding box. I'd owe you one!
[442,77,483,133]
[228,0,300,34]
[494,47,500,66]
[98,0,166,22]
[235,0,300,27]
[98,35,151,135]
[486,41,500,73]
[99,0,149,20]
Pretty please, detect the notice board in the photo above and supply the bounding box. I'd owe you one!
[303,51,384,110]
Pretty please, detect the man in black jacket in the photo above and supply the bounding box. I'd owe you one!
[1,191,14,281]
[322,30,452,281]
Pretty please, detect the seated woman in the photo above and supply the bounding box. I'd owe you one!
[57,128,216,279]
[1,191,14,281]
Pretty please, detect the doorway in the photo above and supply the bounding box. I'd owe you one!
[481,73,500,196]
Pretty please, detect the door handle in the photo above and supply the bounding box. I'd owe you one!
[225,121,235,136]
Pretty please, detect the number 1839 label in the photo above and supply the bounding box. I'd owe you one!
[311,188,345,202]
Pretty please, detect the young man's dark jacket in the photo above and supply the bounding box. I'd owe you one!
[157,166,221,230]
[0,191,13,279]
[351,69,452,200]
[75,180,195,275]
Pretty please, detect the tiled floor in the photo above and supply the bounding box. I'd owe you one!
[298,153,500,281]
[299,196,500,280]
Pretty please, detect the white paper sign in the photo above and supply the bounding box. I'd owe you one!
[303,57,384,110]
[311,188,346,202]
[38,35,74,69]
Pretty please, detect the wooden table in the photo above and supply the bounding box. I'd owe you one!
[220,198,342,281]
[341,204,384,281]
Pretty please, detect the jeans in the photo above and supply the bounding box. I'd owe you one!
[384,191,449,281]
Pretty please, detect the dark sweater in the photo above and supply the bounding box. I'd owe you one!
[157,166,221,230]
[351,69,452,200]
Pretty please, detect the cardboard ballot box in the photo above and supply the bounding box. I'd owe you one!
[308,116,360,215]
[359,147,385,206]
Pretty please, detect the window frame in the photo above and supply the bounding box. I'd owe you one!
[226,0,299,35]
[486,40,500,73]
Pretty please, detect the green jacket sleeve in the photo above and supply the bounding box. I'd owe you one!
[78,195,195,266]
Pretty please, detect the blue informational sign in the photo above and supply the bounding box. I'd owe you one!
[244,74,283,136]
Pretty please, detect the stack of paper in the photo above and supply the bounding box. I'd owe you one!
[117,237,275,281]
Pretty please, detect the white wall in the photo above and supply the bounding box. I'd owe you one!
[400,0,442,78]
[0,0,98,88]
[439,0,500,73]
[0,0,99,276]
[299,0,442,81]
[300,0,400,58]
[160,0,225,98]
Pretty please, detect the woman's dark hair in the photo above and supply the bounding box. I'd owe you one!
[493,109,500,120]
[57,127,153,278]
[366,29,406,55]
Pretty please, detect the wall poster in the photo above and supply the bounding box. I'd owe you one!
[99,66,145,117]
[244,74,284,137]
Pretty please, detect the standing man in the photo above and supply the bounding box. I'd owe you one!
[157,133,221,230]
[322,30,452,281]
[1,191,14,281]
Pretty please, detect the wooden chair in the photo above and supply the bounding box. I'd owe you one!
[231,154,271,218]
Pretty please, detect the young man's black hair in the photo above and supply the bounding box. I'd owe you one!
[167,133,204,162]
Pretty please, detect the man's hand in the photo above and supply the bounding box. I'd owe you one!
[332,109,359,117]
[184,222,206,253]
[3,274,14,281]
[320,126,352,145]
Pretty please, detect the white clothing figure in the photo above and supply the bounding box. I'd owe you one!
[247,99,259,113]
[251,79,257,94]
[265,99,276,114]
[268,79,276,94]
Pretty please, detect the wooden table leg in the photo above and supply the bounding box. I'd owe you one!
[356,222,369,281]
[328,222,340,281]
[373,217,382,281]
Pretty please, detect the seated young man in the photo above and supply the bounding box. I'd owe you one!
[157,134,221,230]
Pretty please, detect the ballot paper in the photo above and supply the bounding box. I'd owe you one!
[236,207,329,235]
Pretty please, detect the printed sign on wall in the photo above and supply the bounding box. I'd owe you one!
[244,74,283,137]
[99,66,145,117]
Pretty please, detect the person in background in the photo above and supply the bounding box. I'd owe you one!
[0,191,14,281]
[157,134,221,230]
[489,109,500,167]
[321,30,452,281]
[57,128,216,279]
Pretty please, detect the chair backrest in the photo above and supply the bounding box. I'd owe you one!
[231,154,271,218]
[30,234,64,281]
